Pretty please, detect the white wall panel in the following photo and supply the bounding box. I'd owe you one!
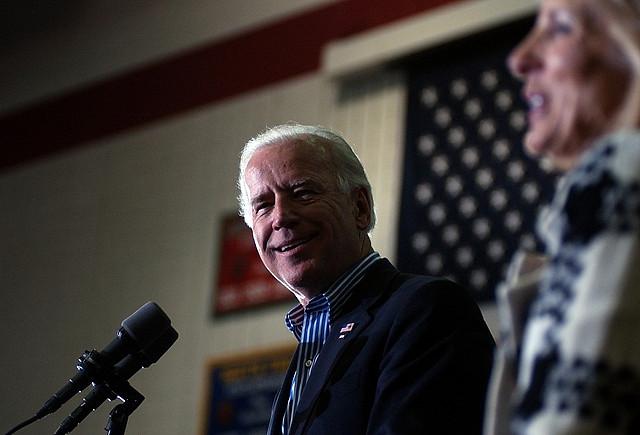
[323,71,407,260]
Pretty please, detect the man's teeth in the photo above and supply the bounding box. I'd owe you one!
[278,241,304,252]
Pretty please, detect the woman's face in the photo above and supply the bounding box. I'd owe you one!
[508,0,630,171]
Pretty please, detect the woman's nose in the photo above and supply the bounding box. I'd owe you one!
[508,33,541,79]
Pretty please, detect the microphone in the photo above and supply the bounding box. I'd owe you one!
[36,302,173,419]
[53,326,179,435]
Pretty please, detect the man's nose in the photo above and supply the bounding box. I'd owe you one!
[272,197,297,230]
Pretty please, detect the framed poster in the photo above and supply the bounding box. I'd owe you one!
[214,214,292,315]
[200,345,295,435]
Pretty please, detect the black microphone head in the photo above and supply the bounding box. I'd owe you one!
[35,302,177,425]
[140,326,178,367]
[121,301,171,347]
[114,326,179,379]
[101,301,172,364]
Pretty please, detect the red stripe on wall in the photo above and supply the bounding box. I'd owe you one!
[0,0,456,171]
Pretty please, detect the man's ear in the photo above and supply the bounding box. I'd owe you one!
[352,187,371,231]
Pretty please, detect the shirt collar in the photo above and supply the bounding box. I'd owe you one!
[285,252,381,335]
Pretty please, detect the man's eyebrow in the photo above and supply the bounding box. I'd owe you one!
[290,178,322,189]
[290,180,311,188]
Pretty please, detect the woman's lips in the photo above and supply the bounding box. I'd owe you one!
[528,93,545,110]
[524,90,546,119]
[523,93,548,137]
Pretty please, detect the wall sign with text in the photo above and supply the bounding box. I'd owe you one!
[200,346,295,435]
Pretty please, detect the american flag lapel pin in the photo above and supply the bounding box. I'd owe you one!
[338,322,355,339]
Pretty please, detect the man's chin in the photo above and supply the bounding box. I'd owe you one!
[277,271,329,300]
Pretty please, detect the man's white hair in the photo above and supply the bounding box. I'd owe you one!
[237,123,376,231]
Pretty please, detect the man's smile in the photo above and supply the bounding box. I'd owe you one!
[273,236,314,254]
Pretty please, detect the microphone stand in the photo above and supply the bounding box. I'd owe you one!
[104,384,144,435]
[54,352,145,435]
[5,302,178,435]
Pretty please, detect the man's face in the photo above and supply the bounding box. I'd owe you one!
[244,139,370,303]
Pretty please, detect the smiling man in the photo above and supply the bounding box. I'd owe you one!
[237,123,495,435]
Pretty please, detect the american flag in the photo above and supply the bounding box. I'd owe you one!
[396,27,557,302]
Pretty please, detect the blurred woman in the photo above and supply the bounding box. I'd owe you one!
[485,0,640,434]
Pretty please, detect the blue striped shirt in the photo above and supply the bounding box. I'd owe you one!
[281,252,382,434]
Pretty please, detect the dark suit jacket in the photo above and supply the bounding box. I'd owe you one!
[267,259,495,435]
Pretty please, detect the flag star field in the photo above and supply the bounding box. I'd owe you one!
[397,40,557,301]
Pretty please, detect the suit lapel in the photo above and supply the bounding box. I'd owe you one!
[294,306,372,408]
[289,259,399,434]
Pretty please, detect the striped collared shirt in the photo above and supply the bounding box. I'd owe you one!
[281,252,381,434]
